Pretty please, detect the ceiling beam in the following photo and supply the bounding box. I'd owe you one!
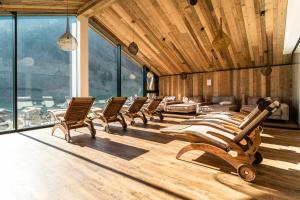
[77,0,116,17]
[0,5,77,13]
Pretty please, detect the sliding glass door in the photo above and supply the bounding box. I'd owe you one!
[17,16,76,128]
[0,15,14,132]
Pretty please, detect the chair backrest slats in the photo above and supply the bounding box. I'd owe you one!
[238,98,272,129]
[102,97,127,118]
[128,97,148,114]
[64,97,95,123]
[233,101,280,143]
[146,96,164,112]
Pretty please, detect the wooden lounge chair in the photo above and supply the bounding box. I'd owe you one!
[161,101,280,182]
[93,97,127,133]
[142,96,164,121]
[51,97,95,143]
[123,96,148,125]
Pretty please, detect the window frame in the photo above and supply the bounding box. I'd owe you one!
[0,12,78,134]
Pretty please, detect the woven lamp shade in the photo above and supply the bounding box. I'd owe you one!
[212,18,231,50]
[128,42,139,55]
[57,17,78,52]
[261,66,272,76]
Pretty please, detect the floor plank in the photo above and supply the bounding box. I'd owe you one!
[0,117,299,200]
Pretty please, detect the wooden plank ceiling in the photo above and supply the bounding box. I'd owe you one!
[0,0,291,76]
[88,0,291,76]
[0,0,90,13]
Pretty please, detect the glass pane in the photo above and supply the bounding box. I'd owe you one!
[0,16,14,132]
[17,16,76,128]
[121,53,143,98]
[88,28,117,108]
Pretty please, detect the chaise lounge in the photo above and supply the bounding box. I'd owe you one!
[123,96,148,125]
[51,97,96,143]
[93,97,127,133]
[142,96,164,121]
[161,100,280,182]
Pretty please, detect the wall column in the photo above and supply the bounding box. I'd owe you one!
[78,16,89,96]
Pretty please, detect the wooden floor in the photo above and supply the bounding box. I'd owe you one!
[0,117,299,200]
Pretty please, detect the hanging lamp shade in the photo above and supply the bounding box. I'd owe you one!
[261,66,272,76]
[128,42,139,55]
[212,18,231,50]
[57,17,78,51]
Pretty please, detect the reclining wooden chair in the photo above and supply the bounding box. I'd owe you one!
[123,96,148,125]
[142,96,164,121]
[93,97,127,133]
[161,101,280,182]
[51,97,95,143]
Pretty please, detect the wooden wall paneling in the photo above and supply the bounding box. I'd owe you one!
[159,66,292,106]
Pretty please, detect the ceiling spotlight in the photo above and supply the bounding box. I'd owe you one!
[260,10,265,16]
[200,27,205,31]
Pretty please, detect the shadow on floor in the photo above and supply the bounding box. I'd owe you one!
[72,134,149,161]
[117,128,174,144]
[180,151,300,198]
[17,132,193,200]
[259,146,300,164]
[261,132,300,148]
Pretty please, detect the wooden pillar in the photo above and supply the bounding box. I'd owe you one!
[78,16,89,96]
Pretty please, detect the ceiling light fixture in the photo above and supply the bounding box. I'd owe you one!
[212,0,231,50]
[128,2,139,56]
[212,17,231,50]
[57,0,78,51]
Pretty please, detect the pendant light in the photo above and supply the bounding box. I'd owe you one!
[212,0,231,50]
[128,2,139,55]
[57,0,78,51]
[212,17,231,50]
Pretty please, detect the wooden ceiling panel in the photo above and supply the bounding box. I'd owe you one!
[1,0,290,75]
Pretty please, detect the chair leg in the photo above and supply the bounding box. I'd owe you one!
[176,143,255,182]
[118,113,127,130]
[104,125,111,133]
[158,111,164,121]
[86,121,96,138]
[52,124,68,137]
[140,112,147,125]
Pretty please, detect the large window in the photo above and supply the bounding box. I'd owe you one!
[17,16,77,128]
[121,52,143,97]
[89,27,117,107]
[0,16,14,132]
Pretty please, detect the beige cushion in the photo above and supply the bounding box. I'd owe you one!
[212,96,235,104]
[219,101,232,106]
[163,96,176,102]
[182,96,203,103]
